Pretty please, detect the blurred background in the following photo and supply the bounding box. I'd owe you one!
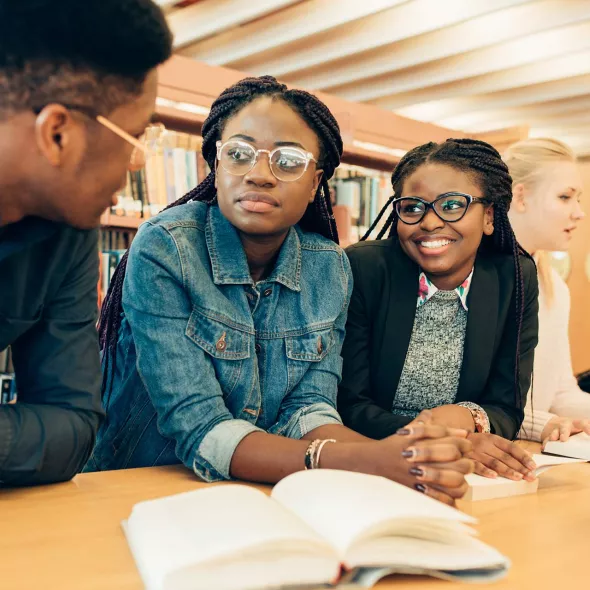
[102,0,590,372]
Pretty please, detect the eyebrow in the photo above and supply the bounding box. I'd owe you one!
[228,134,307,150]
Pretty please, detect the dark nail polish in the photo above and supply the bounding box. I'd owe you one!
[401,449,415,458]
[415,483,427,493]
[397,428,411,435]
[409,467,424,477]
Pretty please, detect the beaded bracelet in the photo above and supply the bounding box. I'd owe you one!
[304,439,322,470]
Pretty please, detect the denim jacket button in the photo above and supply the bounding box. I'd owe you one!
[216,332,227,352]
[263,288,272,297]
[317,336,323,355]
[255,343,261,354]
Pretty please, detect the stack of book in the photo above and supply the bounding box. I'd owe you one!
[330,164,391,244]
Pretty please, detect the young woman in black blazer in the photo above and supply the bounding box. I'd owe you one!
[338,138,540,483]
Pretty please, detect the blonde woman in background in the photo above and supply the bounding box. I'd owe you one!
[504,138,590,446]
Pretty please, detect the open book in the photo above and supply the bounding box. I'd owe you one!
[464,453,586,501]
[543,432,590,460]
[123,469,509,590]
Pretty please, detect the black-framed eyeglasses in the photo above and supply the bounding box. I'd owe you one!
[216,139,318,183]
[393,192,490,225]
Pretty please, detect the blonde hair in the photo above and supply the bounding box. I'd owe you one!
[502,138,576,306]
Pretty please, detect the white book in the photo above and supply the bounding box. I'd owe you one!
[465,453,586,501]
[543,432,590,460]
[123,469,509,590]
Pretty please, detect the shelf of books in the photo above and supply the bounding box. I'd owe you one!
[98,126,209,304]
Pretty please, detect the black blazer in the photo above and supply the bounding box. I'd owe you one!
[338,239,539,440]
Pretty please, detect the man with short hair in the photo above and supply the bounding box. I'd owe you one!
[0,0,173,486]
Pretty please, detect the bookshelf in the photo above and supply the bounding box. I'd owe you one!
[100,212,142,230]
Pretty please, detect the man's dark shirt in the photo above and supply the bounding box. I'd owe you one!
[0,217,103,486]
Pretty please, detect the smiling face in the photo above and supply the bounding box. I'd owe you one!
[215,96,323,239]
[511,160,584,253]
[396,163,494,289]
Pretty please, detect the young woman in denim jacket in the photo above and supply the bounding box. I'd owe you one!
[86,77,472,505]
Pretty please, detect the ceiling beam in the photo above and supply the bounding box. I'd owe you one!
[378,46,590,122]
[292,0,580,91]
[432,76,590,129]
[179,0,409,66]
[433,97,590,133]
[167,0,301,49]
[241,0,532,78]
[344,19,590,104]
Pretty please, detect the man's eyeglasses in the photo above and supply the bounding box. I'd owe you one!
[393,192,490,225]
[32,104,165,168]
[216,139,318,183]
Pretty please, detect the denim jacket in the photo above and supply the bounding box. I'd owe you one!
[87,202,352,481]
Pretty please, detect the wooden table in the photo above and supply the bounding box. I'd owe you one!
[1,447,589,589]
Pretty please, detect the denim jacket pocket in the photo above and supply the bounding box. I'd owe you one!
[285,323,336,363]
[186,305,252,398]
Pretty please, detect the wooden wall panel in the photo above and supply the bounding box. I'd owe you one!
[568,159,590,374]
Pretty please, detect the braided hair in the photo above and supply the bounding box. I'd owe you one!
[99,75,343,399]
[364,138,534,411]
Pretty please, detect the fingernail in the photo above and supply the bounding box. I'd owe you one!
[526,461,537,470]
[402,448,416,459]
[409,467,424,477]
[513,472,523,480]
[397,428,411,435]
[415,483,427,493]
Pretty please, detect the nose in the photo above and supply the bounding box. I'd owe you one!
[419,206,445,231]
[244,151,276,187]
[573,199,585,220]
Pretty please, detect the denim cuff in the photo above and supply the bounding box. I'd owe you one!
[279,402,343,440]
[195,419,264,482]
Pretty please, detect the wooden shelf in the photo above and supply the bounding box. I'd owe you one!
[100,212,143,230]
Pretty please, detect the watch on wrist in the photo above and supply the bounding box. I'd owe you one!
[457,402,491,434]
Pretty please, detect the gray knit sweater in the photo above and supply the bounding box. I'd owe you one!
[392,290,467,417]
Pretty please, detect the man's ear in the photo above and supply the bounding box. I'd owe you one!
[483,204,495,236]
[311,169,324,203]
[512,183,527,213]
[34,105,80,167]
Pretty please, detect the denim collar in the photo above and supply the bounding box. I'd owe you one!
[206,205,302,292]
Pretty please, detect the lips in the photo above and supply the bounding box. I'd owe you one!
[413,235,457,256]
[237,192,280,213]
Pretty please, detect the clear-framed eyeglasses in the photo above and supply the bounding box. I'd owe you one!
[216,139,318,183]
[32,103,167,169]
[393,192,490,225]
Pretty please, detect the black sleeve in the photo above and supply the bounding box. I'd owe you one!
[338,248,414,439]
[0,230,104,486]
[482,257,539,439]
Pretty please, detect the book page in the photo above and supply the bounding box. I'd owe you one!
[271,470,474,557]
[543,433,590,461]
[533,451,586,473]
[126,485,336,590]
[346,532,508,572]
